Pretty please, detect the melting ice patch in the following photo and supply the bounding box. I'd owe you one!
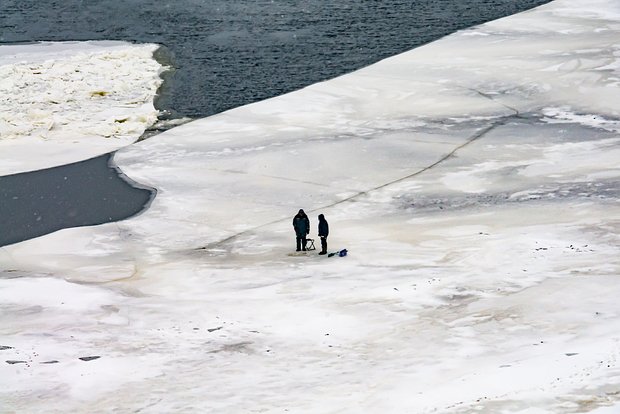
[542,107,620,131]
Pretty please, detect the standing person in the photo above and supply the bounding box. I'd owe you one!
[292,209,310,251]
[318,213,329,255]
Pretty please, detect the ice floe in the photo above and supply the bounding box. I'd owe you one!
[0,41,165,175]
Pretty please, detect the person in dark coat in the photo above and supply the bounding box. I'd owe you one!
[292,209,310,251]
[318,213,329,255]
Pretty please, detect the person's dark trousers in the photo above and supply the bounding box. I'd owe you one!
[296,236,307,251]
[320,236,327,254]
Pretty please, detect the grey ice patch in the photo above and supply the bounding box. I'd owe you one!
[10,306,44,316]
[208,341,253,354]
[401,180,620,214]
[0,270,29,279]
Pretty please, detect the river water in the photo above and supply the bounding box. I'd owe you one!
[2,0,551,118]
[0,0,551,246]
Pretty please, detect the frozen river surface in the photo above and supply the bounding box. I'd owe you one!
[1,0,620,412]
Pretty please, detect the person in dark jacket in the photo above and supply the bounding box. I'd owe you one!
[318,213,329,255]
[292,209,310,251]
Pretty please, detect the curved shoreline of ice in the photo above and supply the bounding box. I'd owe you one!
[0,41,164,175]
[1,0,620,412]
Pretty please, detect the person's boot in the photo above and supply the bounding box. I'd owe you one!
[319,250,327,255]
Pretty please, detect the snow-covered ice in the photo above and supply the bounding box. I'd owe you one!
[1,0,620,412]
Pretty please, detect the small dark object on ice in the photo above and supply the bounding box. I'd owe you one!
[328,249,348,258]
[41,360,59,364]
[79,356,101,361]
[0,346,14,351]
[6,360,27,365]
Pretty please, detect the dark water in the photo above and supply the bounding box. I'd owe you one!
[0,155,154,247]
[1,0,551,119]
[0,0,552,247]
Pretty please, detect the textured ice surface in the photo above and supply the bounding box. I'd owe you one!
[1,0,620,412]
[0,41,164,174]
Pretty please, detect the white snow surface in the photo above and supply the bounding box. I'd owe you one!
[2,0,620,412]
[0,41,164,174]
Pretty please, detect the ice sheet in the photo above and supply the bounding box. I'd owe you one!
[2,0,620,412]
